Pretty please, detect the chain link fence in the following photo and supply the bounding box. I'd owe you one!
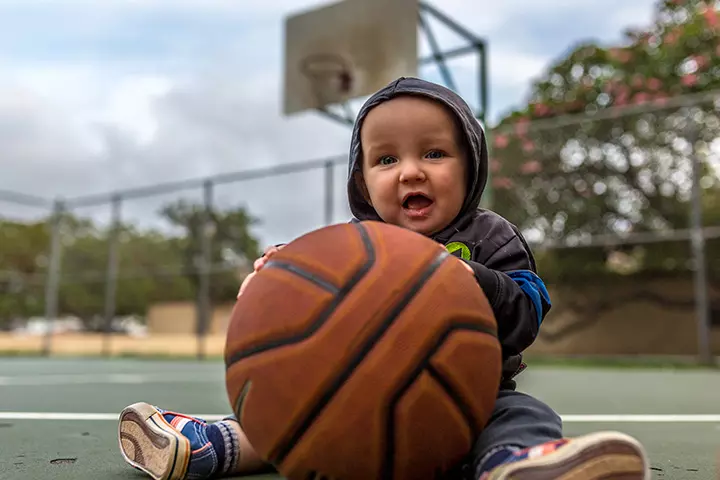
[488,90,720,363]
[0,190,53,353]
[1,92,718,362]
[0,158,349,358]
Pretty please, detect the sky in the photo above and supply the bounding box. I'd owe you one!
[0,0,660,246]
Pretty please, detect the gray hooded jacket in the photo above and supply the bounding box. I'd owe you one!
[346,77,551,387]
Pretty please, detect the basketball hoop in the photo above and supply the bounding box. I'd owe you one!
[299,53,354,108]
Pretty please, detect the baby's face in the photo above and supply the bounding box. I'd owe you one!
[359,96,467,236]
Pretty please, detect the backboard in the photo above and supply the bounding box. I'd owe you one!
[283,0,419,116]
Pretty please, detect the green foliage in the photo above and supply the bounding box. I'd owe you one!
[160,199,261,303]
[0,201,261,329]
[0,220,49,323]
[488,0,720,283]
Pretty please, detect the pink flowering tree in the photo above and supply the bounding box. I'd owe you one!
[489,0,720,258]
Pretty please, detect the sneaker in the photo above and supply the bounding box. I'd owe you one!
[479,431,651,480]
[118,402,219,480]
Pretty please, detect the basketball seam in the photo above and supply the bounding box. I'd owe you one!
[233,380,253,432]
[417,370,475,480]
[225,222,375,367]
[272,249,451,466]
[382,323,498,480]
[425,363,480,444]
[264,260,340,294]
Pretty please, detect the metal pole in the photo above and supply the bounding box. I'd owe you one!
[417,12,457,92]
[0,190,51,208]
[418,2,483,44]
[688,121,713,365]
[41,200,64,356]
[64,155,346,208]
[102,195,122,357]
[479,42,488,124]
[324,160,334,225]
[197,181,214,361]
[479,41,492,210]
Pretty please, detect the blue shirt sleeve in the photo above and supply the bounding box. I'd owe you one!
[506,270,551,327]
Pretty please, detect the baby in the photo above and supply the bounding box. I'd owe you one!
[118,77,650,480]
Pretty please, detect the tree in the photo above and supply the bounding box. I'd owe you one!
[0,200,262,330]
[488,0,720,281]
[0,219,50,328]
[57,218,197,329]
[160,199,260,311]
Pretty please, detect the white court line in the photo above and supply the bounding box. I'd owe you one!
[1,413,719,422]
[561,414,720,423]
[0,413,225,421]
[0,373,220,386]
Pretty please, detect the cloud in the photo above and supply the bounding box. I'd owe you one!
[0,0,662,246]
[0,61,352,244]
[0,0,325,13]
[416,0,657,121]
[106,69,353,244]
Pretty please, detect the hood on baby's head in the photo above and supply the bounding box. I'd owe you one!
[346,77,489,224]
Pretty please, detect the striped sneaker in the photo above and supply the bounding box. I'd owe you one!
[118,402,224,480]
[479,431,651,480]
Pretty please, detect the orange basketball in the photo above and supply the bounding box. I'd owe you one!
[224,221,502,480]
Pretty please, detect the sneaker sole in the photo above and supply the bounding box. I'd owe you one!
[118,402,191,480]
[486,431,651,480]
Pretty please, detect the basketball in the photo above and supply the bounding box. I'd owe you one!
[224,221,502,480]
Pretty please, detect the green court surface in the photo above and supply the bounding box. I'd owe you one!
[1,358,718,480]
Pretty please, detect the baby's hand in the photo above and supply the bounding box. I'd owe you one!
[441,243,474,275]
[253,244,285,272]
[461,261,474,275]
[237,244,286,298]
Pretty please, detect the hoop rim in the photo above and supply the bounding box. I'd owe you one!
[299,53,352,77]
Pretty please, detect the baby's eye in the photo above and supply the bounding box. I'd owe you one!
[426,150,445,159]
[378,156,397,165]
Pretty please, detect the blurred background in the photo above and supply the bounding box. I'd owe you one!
[0,0,718,365]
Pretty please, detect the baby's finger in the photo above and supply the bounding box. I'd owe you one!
[253,257,266,271]
[264,243,287,257]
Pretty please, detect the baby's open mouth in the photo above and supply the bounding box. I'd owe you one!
[402,193,434,210]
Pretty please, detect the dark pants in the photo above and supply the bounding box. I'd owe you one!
[463,389,563,478]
